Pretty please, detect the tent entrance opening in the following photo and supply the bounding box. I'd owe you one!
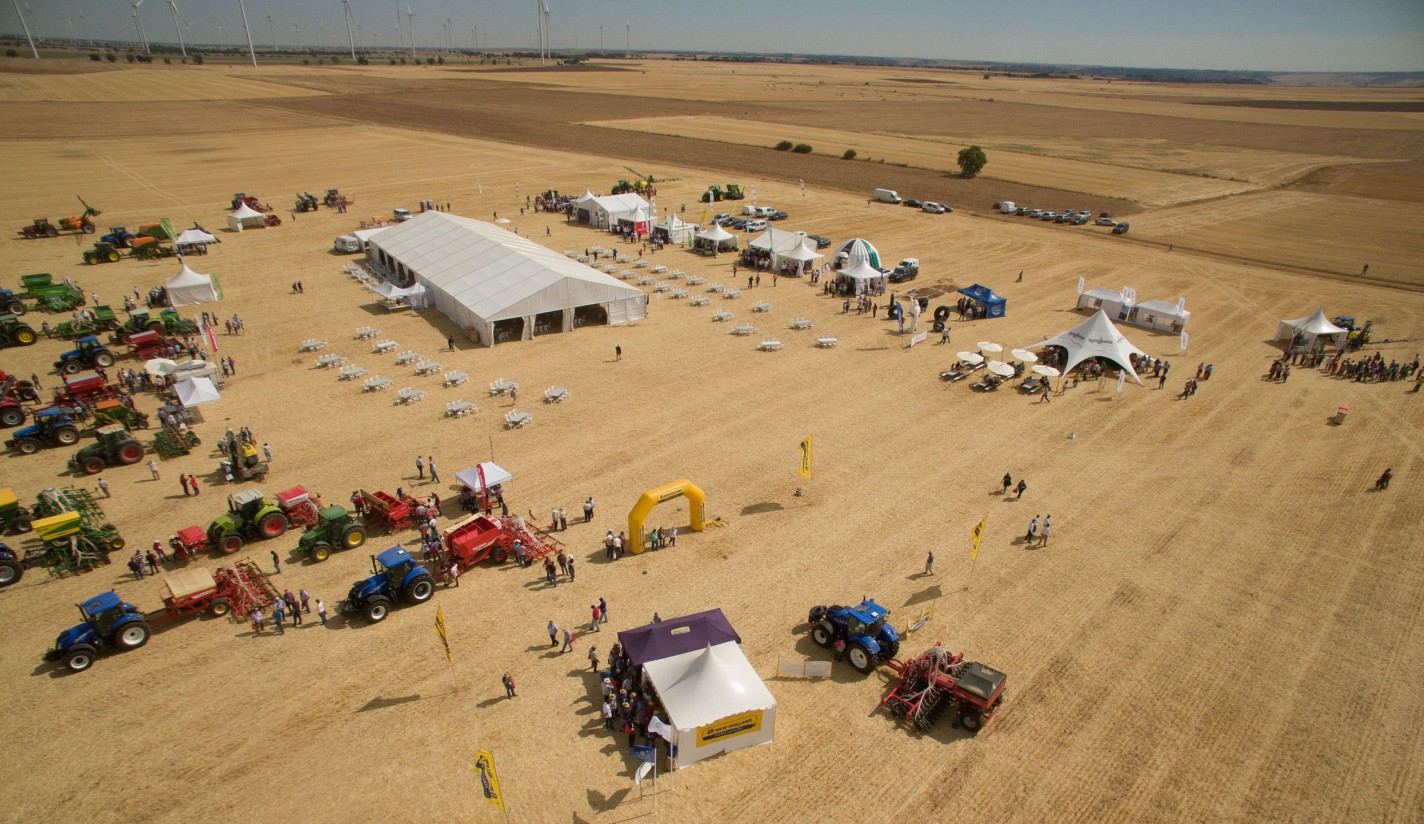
[574,305,608,329]
[493,318,524,344]
[534,311,564,336]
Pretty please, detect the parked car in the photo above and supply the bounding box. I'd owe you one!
[1017,206,1032,216]
[807,234,833,249]
[1028,209,1043,217]
[1041,212,1058,221]
[713,212,731,224]
[904,199,923,209]
[1070,216,1089,225]
[746,219,770,231]
[1095,217,1117,227]
[921,202,947,214]
[1113,222,1130,235]
[768,210,788,221]
[728,217,748,230]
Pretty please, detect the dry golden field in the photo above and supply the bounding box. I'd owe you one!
[1,57,1422,824]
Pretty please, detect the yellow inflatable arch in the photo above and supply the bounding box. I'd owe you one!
[627,479,705,555]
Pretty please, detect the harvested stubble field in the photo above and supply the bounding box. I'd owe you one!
[2,57,1423,824]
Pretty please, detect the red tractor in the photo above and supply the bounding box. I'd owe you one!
[881,643,1007,734]
[18,197,101,239]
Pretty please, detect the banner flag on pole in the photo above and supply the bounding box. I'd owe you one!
[799,436,813,479]
[634,760,654,784]
[970,516,986,560]
[434,606,452,664]
[1116,371,1126,393]
[473,748,505,811]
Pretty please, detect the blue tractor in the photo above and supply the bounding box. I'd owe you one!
[808,599,901,674]
[54,335,116,374]
[45,590,152,672]
[99,226,136,248]
[5,407,82,454]
[0,288,25,316]
[339,546,436,623]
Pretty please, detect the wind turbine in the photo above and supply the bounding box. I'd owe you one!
[265,3,277,50]
[625,21,630,58]
[166,0,186,57]
[341,0,357,60]
[393,1,401,51]
[238,0,257,68]
[10,0,39,58]
[291,22,299,48]
[130,0,151,53]
[215,23,225,45]
[542,0,551,62]
[406,4,415,60]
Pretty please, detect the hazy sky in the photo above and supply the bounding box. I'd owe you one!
[6,1,1423,73]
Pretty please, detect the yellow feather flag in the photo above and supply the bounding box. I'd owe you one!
[970,516,986,560]
[474,748,505,812]
[434,606,452,664]
[799,436,813,479]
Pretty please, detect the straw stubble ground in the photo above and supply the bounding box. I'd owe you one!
[1,59,1422,824]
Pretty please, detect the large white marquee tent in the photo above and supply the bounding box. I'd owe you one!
[1275,309,1348,346]
[366,211,646,346]
[226,203,268,232]
[165,261,221,306]
[1024,309,1146,384]
[571,191,652,230]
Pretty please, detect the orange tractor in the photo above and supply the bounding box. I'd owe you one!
[18,196,101,239]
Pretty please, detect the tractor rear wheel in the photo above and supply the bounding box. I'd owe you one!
[811,621,836,648]
[221,533,243,554]
[11,515,32,533]
[117,442,144,464]
[16,438,41,455]
[81,223,96,234]
[882,638,900,662]
[93,352,115,368]
[106,251,120,263]
[207,597,232,618]
[808,605,827,624]
[65,645,97,672]
[106,532,126,551]
[44,225,59,238]
[960,710,984,733]
[405,574,435,604]
[0,558,22,587]
[54,426,80,446]
[847,641,875,674]
[364,596,391,623]
[14,328,36,345]
[80,456,105,475]
[310,542,332,562]
[146,321,163,334]
[115,621,151,650]
[342,524,367,548]
[257,512,288,539]
[0,407,24,427]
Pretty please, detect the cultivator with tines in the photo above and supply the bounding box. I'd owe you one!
[32,486,106,522]
[212,559,280,617]
[882,643,1008,734]
[154,428,200,459]
[29,510,124,578]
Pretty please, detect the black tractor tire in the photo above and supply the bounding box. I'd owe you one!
[0,558,22,587]
[106,533,126,551]
[106,250,120,263]
[364,595,391,623]
[84,254,99,265]
[146,321,164,334]
[14,328,36,345]
[847,641,875,673]
[0,407,24,427]
[80,456,105,475]
[257,511,288,539]
[811,620,836,648]
[207,597,232,618]
[310,542,332,562]
[342,524,367,548]
[16,438,41,455]
[93,352,115,368]
[114,621,151,650]
[220,532,243,554]
[3,301,24,316]
[881,638,900,662]
[960,710,984,733]
[808,605,827,624]
[405,574,435,603]
[11,515,32,533]
[53,426,80,446]
[933,305,951,322]
[61,360,82,375]
[932,320,945,334]
[44,225,59,238]
[15,384,38,403]
[117,235,132,249]
[82,223,96,234]
[117,442,144,464]
[65,645,97,672]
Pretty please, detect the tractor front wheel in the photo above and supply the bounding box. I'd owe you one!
[847,641,875,674]
[310,542,332,562]
[106,533,126,551]
[84,254,99,265]
[16,438,41,455]
[80,456,105,475]
[207,597,232,618]
[117,442,144,464]
[61,360,82,375]
[808,605,827,624]
[53,426,80,446]
[65,645,97,672]
[3,301,24,316]
[0,558,22,587]
[405,574,435,604]
[811,621,836,648]
[115,621,151,650]
[221,533,243,554]
[81,223,96,234]
[365,596,391,623]
[257,512,288,539]
[342,524,367,548]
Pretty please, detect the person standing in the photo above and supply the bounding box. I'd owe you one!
[299,589,311,613]
[272,599,286,634]
[262,442,272,462]
[284,590,301,626]
[588,645,600,673]
[316,599,327,625]
[591,604,601,631]
[447,335,456,352]
[428,456,439,484]
[270,550,281,575]
[1015,479,1028,500]
[924,549,935,575]
[188,475,200,495]
[97,477,110,498]
[1001,472,1013,494]
[566,556,576,581]
[1038,516,1052,547]
[599,597,609,624]
[584,497,595,523]
[415,456,424,479]
[615,345,622,361]
[145,549,160,575]
[503,673,517,699]
[1026,515,1039,543]
[1375,469,1393,490]
[561,628,574,653]
[669,527,677,547]
[557,550,569,577]
[250,608,264,634]
[559,508,568,531]
[180,474,191,496]
[147,460,160,481]
[548,620,559,647]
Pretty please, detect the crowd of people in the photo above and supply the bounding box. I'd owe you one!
[1324,351,1420,384]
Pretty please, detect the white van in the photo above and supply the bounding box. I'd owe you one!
[873,188,902,204]
[333,235,362,254]
[741,205,776,218]
[998,201,1016,214]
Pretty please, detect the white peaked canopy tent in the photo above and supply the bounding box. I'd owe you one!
[174,376,221,408]
[1276,309,1347,345]
[174,227,218,245]
[166,261,221,306]
[366,211,646,347]
[641,642,777,769]
[572,192,651,229]
[226,203,267,232]
[779,240,823,266]
[1076,287,1128,319]
[1132,299,1190,332]
[454,461,512,492]
[695,224,738,251]
[371,280,429,307]
[654,214,698,244]
[837,259,887,295]
[1024,309,1146,384]
[750,229,819,269]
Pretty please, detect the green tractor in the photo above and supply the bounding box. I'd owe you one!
[207,489,289,554]
[295,506,369,562]
[114,308,196,337]
[41,306,119,340]
[723,184,745,200]
[82,242,124,266]
[0,316,39,349]
[69,424,146,475]
[611,179,636,195]
[701,185,724,203]
[295,192,320,212]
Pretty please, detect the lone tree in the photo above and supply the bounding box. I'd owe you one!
[957,145,988,178]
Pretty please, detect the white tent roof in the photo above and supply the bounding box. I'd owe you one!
[166,261,219,306]
[174,376,221,407]
[577,192,650,216]
[1135,298,1187,318]
[833,237,881,269]
[642,642,776,729]
[175,227,218,245]
[454,461,512,492]
[368,211,644,324]
[371,280,428,300]
[1082,287,1126,302]
[353,226,391,243]
[656,215,696,231]
[227,203,265,220]
[697,224,735,242]
[749,228,809,254]
[1282,309,1346,336]
[1024,309,1146,384]
[839,260,884,280]
[780,241,823,263]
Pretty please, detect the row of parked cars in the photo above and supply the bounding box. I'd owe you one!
[713,210,787,232]
[1008,205,1129,234]
[903,199,953,214]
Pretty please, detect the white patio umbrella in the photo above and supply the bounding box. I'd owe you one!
[986,360,1015,377]
[144,358,179,376]
[1032,365,1061,377]
[1011,348,1038,363]
[978,341,1003,354]
[956,351,985,365]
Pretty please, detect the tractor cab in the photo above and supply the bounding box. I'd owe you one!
[846,600,891,640]
[377,546,418,588]
[56,590,138,649]
[229,488,268,518]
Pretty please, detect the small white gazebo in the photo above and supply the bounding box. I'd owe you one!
[836,259,886,295]
[776,240,823,273]
[695,224,738,253]
[226,203,268,232]
[166,261,221,306]
[1275,309,1347,346]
